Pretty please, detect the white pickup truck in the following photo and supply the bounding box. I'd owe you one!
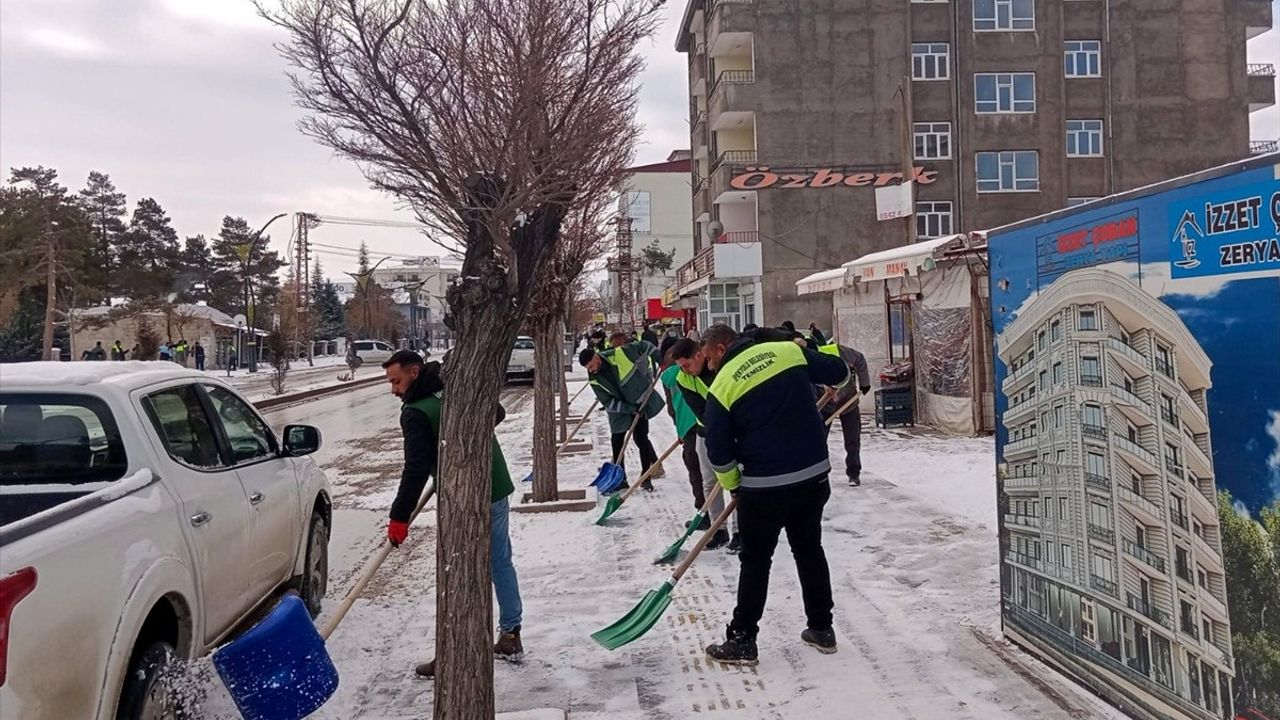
[0,362,332,720]
[506,335,536,381]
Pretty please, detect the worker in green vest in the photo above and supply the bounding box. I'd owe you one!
[381,350,524,678]
[819,340,873,486]
[580,337,664,490]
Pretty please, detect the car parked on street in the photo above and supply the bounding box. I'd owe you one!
[350,339,396,365]
[506,335,536,381]
[0,362,332,720]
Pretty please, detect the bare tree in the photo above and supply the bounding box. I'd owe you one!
[529,201,610,502]
[260,1,660,716]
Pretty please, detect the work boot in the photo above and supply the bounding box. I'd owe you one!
[414,659,436,678]
[494,626,524,662]
[848,474,861,487]
[686,514,710,531]
[727,532,742,554]
[706,529,730,550]
[642,479,655,492]
[706,627,758,666]
[801,626,838,654]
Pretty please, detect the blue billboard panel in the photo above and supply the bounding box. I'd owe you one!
[1168,178,1280,279]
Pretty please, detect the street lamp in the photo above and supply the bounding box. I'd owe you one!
[345,256,393,340]
[237,213,287,373]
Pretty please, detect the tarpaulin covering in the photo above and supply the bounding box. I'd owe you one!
[912,265,975,435]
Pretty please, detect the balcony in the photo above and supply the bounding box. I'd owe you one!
[1179,392,1209,434]
[1127,593,1172,629]
[1090,574,1119,598]
[1160,406,1180,430]
[1193,530,1222,566]
[1088,523,1116,545]
[714,149,756,170]
[707,0,756,57]
[1165,456,1185,479]
[690,56,708,96]
[1106,337,1150,377]
[1198,584,1229,623]
[1004,435,1039,458]
[1008,551,1042,571]
[1117,485,1165,525]
[1082,424,1107,441]
[1003,399,1037,427]
[1085,472,1111,494]
[1248,64,1277,113]
[1252,140,1279,155]
[1185,438,1213,476]
[1110,385,1153,426]
[1123,539,1167,574]
[1002,362,1038,392]
[1114,435,1158,473]
[1208,642,1233,670]
[708,70,757,122]
[1170,506,1189,531]
[1188,484,1217,523]
[1004,475,1043,492]
[1005,513,1042,531]
[709,155,756,204]
[1245,0,1273,40]
[1080,373,1104,388]
[674,236,762,295]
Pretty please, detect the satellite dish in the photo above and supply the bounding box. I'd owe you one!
[706,220,724,240]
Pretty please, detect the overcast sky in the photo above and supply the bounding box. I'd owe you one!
[2,0,1276,280]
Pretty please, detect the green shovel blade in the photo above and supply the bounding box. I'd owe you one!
[654,509,706,565]
[594,493,625,525]
[591,580,675,651]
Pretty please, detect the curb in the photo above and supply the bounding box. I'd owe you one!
[254,375,385,411]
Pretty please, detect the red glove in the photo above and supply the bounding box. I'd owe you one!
[388,520,409,547]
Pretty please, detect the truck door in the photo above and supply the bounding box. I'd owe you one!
[139,384,253,644]
[202,385,301,602]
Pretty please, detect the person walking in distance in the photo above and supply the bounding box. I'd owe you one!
[381,350,524,677]
[818,340,872,486]
[194,342,206,371]
[698,324,850,664]
[669,338,735,551]
[579,338,664,491]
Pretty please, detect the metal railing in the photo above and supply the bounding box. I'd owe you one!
[1006,514,1042,529]
[1180,618,1200,640]
[1170,507,1189,530]
[1088,523,1116,545]
[1080,373,1104,387]
[1114,435,1157,468]
[1082,424,1107,441]
[716,230,759,244]
[1160,406,1180,428]
[1004,436,1039,455]
[1127,593,1172,628]
[715,149,757,168]
[1123,539,1167,573]
[710,69,756,104]
[1156,358,1174,379]
[1247,63,1276,77]
[1106,337,1150,370]
[1085,472,1111,493]
[1090,574,1119,597]
[1110,385,1152,415]
[1117,485,1164,520]
[1251,140,1279,155]
[1176,560,1193,584]
[1009,552,1042,570]
[1165,457,1185,477]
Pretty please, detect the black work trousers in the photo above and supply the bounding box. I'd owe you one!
[730,476,833,638]
[682,428,705,509]
[610,413,658,481]
[825,409,862,480]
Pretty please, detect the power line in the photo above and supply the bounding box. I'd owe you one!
[312,214,425,230]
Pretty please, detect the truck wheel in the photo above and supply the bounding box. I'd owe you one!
[117,641,185,720]
[301,511,329,618]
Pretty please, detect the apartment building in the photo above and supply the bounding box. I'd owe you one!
[672,0,1275,327]
[997,268,1232,720]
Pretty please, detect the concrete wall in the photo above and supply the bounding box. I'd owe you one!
[624,170,695,269]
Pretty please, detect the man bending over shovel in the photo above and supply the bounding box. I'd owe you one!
[579,338,664,491]
[381,350,524,678]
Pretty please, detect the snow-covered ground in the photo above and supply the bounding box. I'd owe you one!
[191,378,1126,719]
[220,354,354,403]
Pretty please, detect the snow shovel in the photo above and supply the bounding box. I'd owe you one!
[592,496,738,651]
[653,483,725,565]
[523,398,600,483]
[590,377,660,495]
[595,439,681,525]
[212,481,437,720]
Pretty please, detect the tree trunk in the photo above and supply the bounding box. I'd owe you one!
[434,304,509,720]
[531,317,560,502]
[42,241,56,360]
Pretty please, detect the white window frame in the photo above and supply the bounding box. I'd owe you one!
[974,0,1035,31]
[976,150,1040,193]
[916,201,954,239]
[1067,197,1101,207]
[1067,119,1105,157]
[913,122,952,160]
[974,73,1036,114]
[1064,40,1102,78]
[912,43,951,81]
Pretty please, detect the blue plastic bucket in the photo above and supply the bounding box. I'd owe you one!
[212,594,339,720]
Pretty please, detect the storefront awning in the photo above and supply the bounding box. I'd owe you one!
[795,268,849,296]
[842,234,964,282]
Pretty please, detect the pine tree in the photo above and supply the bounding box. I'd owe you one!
[78,171,127,302]
[210,216,286,324]
[116,197,180,299]
[177,234,217,303]
[310,258,345,341]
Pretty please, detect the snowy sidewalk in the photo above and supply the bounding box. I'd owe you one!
[203,382,1126,719]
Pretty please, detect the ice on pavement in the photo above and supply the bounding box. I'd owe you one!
[191,379,1125,719]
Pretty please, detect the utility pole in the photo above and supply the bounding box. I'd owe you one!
[898,75,918,247]
[42,227,58,360]
[241,213,287,373]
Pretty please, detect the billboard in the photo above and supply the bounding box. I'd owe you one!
[988,157,1280,720]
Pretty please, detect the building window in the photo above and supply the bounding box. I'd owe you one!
[1065,40,1102,78]
[973,0,1034,31]
[1079,309,1098,330]
[916,201,954,238]
[1052,362,1062,385]
[1037,331,1046,351]
[1053,404,1063,428]
[1059,497,1068,520]
[1061,544,1072,568]
[1067,197,1101,207]
[914,122,952,159]
[975,73,1036,114]
[976,151,1039,193]
[1083,404,1104,431]
[1081,356,1101,385]
[912,43,951,80]
[1051,319,1062,342]
[707,282,742,328]
[1067,119,1104,157]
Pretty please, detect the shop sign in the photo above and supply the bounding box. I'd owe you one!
[1034,210,1140,285]
[729,165,939,191]
[1168,179,1280,279]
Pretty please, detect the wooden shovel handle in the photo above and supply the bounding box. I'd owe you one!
[612,376,660,465]
[556,399,599,455]
[671,491,737,584]
[567,381,590,405]
[823,390,862,425]
[816,386,837,411]
[615,439,681,502]
[320,481,436,639]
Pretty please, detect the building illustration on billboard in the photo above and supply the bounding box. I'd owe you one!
[989,155,1280,720]
[997,267,1232,719]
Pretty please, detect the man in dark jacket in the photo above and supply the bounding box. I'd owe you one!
[670,338,734,551]
[580,339,664,489]
[194,342,206,371]
[698,324,850,665]
[382,350,524,677]
[819,341,873,486]
[110,340,126,361]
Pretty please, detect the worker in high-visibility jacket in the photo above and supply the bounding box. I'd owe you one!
[580,339,664,490]
[818,341,873,486]
[698,323,850,666]
[669,337,736,552]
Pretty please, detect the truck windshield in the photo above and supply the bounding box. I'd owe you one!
[513,339,535,350]
[0,394,129,487]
